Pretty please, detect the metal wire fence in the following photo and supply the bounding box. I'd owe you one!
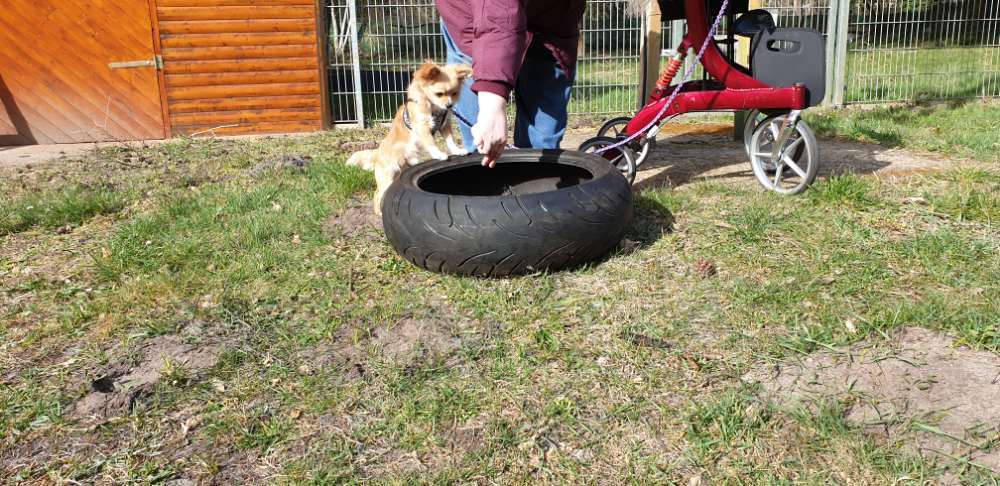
[326,0,646,125]
[326,0,1000,125]
[843,0,1000,103]
[327,0,361,125]
[574,0,645,118]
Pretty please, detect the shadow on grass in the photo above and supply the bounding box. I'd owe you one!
[621,193,676,250]
[628,123,900,191]
[627,99,998,192]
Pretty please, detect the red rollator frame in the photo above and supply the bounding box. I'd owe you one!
[579,0,823,194]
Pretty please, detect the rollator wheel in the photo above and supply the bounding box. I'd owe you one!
[597,116,652,167]
[749,114,819,195]
[578,136,637,185]
[742,109,768,156]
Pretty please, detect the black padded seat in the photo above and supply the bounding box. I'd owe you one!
[733,9,776,37]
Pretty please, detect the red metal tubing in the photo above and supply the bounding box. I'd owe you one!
[620,0,809,135]
[625,84,807,134]
[683,0,767,89]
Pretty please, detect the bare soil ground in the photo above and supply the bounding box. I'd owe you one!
[562,122,963,191]
[748,327,1000,477]
[322,197,383,241]
[69,332,223,421]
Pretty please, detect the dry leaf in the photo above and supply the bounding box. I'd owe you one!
[181,416,202,436]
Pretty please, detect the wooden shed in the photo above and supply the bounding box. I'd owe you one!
[0,0,328,145]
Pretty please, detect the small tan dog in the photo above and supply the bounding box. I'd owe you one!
[347,61,473,215]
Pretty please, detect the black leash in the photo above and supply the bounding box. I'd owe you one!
[448,105,517,150]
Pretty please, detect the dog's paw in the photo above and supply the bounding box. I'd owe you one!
[450,148,469,156]
[430,150,449,161]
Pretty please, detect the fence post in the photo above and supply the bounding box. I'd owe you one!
[347,0,365,127]
[822,0,838,106]
[829,0,851,106]
[671,19,685,55]
[640,0,663,107]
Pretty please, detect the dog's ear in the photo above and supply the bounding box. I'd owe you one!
[415,60,441,81]
[452,64,473,80]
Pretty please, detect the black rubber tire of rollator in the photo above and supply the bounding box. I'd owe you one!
[381,149,634,277]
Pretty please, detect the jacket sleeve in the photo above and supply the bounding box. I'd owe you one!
[469,0,528,99]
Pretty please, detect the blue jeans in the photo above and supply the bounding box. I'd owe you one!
[442,22,574,152]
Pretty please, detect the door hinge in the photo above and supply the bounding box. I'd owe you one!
[108,56,163,70]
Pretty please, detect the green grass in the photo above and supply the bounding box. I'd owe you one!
[0,184,129,235]
[682,387,935,482]
[807,100,1000,163]
[845,47,999,103]
[808,172,878,208]
[2,114,999,483]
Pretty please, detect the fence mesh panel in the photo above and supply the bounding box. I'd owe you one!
[326,0,643,124]
[763,0,832,31]
[844,0,1000,103]
[326,0,999,125]
[575,0,644,119]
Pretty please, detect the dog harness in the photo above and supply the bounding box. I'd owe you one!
[403,99,451,134]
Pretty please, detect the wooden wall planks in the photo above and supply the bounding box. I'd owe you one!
[155,0,326,136]
[0,0,325,144]
[0,0,166,144]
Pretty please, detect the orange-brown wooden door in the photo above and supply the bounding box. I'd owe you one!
[0,1,166,144]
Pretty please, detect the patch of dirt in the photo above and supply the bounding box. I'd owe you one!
[445,423,485,453]
[302,316,474,382]
[562,125,964,192]
[620,331,674,350]
[358,421,486,479]
[68,334,222,420]
[746,327,1000,473]
[370,317,462,361]
[248,154,311,177]
[322,197,382,240]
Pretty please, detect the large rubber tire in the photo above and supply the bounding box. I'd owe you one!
[382,149,634,277]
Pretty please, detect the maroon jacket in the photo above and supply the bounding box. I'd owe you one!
[436,0,587,99]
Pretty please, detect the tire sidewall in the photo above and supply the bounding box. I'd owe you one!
[382,150,634,277]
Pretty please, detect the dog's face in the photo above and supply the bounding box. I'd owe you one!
[412,61,473,110]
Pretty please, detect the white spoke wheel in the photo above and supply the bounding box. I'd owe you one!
[578,136,637,185]
[742,109,768,157]
[749,114,819,195]
[597,116,651,167]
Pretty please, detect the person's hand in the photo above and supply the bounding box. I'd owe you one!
[471,91,507,168]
